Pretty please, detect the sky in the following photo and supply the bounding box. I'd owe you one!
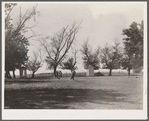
[5,2,146,74]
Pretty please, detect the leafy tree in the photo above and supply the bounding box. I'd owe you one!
[120,54,132,76]
[39,22,80,76]
[122,21,143,74]
[5,3,39,78]
[25,50,43,78]
[101,41,122,76]
[5,33,29,78]
[61,50,77,71]
[80,40,100,70]
[5,3,17,78]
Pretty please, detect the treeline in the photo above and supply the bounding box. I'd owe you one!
[81,21,143,76]
[5,3,143,78]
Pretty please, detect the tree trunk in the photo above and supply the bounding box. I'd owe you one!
[32,72,35,78]
[5,70,8,78]
[128,67,130,76]
[54,66,57,77]
[109,68,112,76]
[5,70,12,78]
[8,71,11,78]
[13,69,16,78]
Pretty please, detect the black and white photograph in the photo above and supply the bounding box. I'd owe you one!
[2,1,147,120]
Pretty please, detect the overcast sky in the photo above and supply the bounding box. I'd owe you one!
[6,2,146,74]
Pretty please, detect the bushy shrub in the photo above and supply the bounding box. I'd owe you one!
[94,71,104,76]
[132,67,143,73]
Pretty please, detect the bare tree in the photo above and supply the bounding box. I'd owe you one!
[80,40,100,70]
[25,50,43,78]
[101,41,122,76]
[39,22,81,76]
[6,4,40,42]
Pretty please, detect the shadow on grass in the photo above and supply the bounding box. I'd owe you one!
[4,88,128,109]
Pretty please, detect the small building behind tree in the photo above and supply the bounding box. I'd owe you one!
[87,65,94,77]
[19,66,27,78]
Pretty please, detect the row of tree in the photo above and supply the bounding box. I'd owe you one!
[26,20,144,77]
[81,21,143,76]
[5,3,143,78]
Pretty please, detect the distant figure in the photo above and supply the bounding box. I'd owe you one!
[56,71,62,79]
[59,71,62,78]
[70,70,76,80]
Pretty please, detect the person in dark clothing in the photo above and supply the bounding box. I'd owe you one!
[56,71,62,79]
[70,70,76,80]
[59,71,62,78]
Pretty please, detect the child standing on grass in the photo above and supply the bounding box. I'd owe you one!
[70,70,76,81]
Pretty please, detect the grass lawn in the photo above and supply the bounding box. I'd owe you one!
[4,76,143,109]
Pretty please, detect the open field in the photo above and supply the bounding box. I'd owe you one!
[4,76,143,109]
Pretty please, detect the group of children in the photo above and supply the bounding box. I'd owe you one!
[55,70,76,80]
[55,71,62,79]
